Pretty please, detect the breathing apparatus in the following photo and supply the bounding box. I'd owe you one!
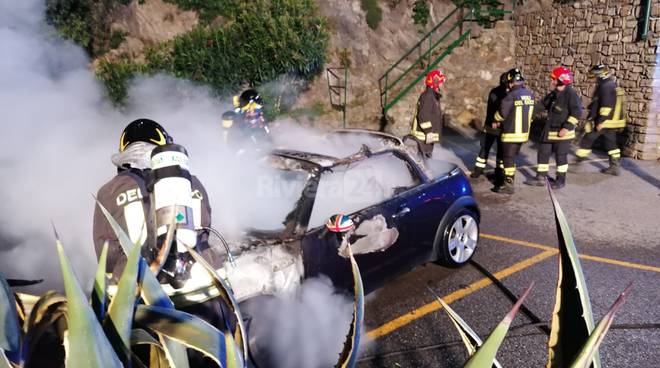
[149,143,198,288]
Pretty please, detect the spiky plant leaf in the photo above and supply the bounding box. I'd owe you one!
[464,283,534,368]
[0,276,20,365]
[184,244,248,363]
[149,213,177,276]
[95,200,189,368]
[56,241,122,367]
[25,291,66,332]
[105,241,142,365]
[13,293,26,333]
[571,284,632,368]
[22,291,67,366]
[93,241,109,323]
[546,184,600,368]
[426,286,502,368]
[130,329,169,368]
[134,305,244,368]
[335,245,364,368]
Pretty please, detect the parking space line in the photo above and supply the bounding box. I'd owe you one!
[481,233,660,273]
[366,249,557,340]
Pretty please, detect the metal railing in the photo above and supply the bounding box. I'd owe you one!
[326,67,348,128]
[378,2,514,117]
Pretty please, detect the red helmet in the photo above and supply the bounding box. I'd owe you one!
[550,66,573,85]
[425,69,446,91]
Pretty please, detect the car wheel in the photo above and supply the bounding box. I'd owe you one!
[435,208,479,267]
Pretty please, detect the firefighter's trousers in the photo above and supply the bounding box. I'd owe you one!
[537,140,570,175]
[576,129,621,159]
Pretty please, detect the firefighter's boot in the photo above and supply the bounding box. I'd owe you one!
[552,173,566,189]
[524,172,547,186]
[470,166,484,179]
[601,156,621,176]
[494,175,515,194]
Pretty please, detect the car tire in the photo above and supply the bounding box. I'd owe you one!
[435,208,479,267]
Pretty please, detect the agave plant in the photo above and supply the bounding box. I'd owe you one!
[432,182,631,367]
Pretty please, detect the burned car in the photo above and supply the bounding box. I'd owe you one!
[165,129,480,306]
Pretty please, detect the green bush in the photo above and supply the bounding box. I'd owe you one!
[96,57,147,104]
[147,0,328,95]
[360,0,382,29]
[412,0,430,27]
[163,0,237,24]
[453,0,504,26]
[45,0,129,56]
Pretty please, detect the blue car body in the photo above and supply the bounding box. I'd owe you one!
[261,130,480,294]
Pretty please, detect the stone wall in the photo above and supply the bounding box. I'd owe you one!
[515,0,660,160]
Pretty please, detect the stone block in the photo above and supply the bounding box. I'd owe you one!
[627,54,641,62]
[612,18,623,28]
[607,6,617,16]
[620,5,633,17]
[592,31,607,43]
[611,43,624,55]
[607,33,620,42]
[593,23,608,32]
[653,3,660,17]
[591,14,603,24]
[625,43,639,54]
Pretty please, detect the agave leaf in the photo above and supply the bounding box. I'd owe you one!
[184,244,248,363]
[56,241,122,367]
[464,283,534,368]
[570,283,632,368]
[22,297,67,367]
[335,245,365,368]
[93,241,109,323]
[426,286,502,368]
[0,276,20,365]
[105,241,142,365]
[134,305,244,368]
[546,184,600,368]
[130,329,169,368]
[149,211,177,276]
[13,293,26,333]
[0,348,10,368]
[95,199,189,368]
[25,291,66,332]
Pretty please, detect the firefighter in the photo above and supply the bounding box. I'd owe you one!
[575,64,626,175]
[233,88,270,145]
[492,68,535,194]
[220,110,245,145]
[410,69,445,158]
[471,71,509,179]
[524,66,583,189]
[93,119,214,282]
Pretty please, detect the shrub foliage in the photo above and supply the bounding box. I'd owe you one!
[46,0,329,105]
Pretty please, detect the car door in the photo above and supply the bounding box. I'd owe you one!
[345,152,435,290]
[302,152,437,292]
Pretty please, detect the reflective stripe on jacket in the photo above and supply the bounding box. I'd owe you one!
[589,77,626,129]
[495,85,535,143]
[541,86,583,142]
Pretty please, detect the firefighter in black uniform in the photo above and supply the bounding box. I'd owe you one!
[525,66,583,189]
[410,69,445,158]
[492,68,535,194]
[575,64,626,175]
[471,72,509,179]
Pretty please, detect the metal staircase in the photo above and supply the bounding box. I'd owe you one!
[378,3,514,121]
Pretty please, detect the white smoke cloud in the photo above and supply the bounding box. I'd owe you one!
[242,276,355,368]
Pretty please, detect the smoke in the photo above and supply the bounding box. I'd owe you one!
[242,276,356,368]
[0,0,460,294]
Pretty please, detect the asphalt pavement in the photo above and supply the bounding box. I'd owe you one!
[357,128,660,367]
